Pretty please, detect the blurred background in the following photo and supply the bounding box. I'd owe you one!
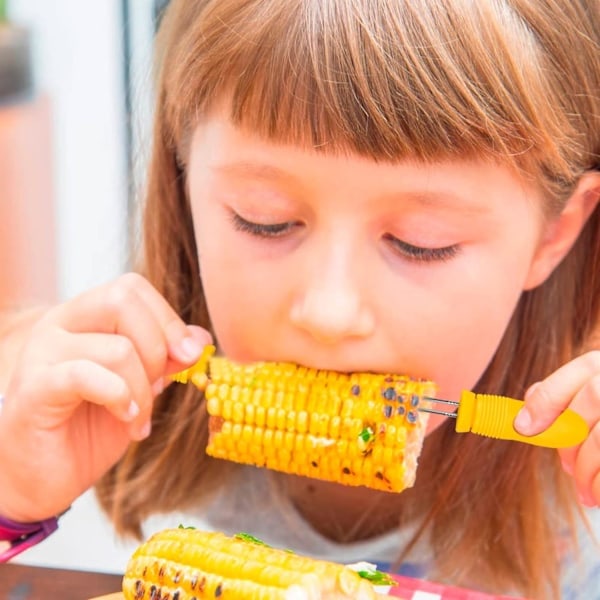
[1,1,182,574]
[1,0,168,308]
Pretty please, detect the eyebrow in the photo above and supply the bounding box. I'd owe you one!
[397,191,489,215]
[211,161,489,215]
[210,161,296,183]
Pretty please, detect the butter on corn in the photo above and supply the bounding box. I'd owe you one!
[175,345,435,493]
[123,527,386,600]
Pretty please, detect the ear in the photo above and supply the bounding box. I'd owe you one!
[524,171,600,290]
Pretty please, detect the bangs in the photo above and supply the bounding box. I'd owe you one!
[162,0,580,182]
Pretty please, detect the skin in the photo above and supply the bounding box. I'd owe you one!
[190,118,544,409]
[188,116,600,518]
[0,114,598,530]
[0,277,211,522]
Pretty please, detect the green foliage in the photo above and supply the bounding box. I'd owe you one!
[355,569,396,586]
[234,532,271,546]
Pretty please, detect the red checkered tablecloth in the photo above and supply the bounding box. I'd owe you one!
[387,574,526,599]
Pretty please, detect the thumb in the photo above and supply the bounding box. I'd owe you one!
[514,381,563,435]
[165,325,213,373]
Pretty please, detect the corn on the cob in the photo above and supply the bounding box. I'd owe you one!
[122,527,384,599]
[175,346,435,493]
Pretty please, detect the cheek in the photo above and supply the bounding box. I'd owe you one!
[415,247,535,397]
[192,189,306,361]
[383,286,514,400]
[194,225,288,359]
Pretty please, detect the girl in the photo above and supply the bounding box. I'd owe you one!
[1,0,599,598]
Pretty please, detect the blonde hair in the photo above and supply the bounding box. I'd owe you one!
[96,1,600,598]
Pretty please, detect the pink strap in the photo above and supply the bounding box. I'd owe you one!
[0,514,59,562]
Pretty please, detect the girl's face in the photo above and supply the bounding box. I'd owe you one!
[188,115,546,433]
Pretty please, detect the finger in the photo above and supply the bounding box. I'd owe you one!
[593,467,600,507]
[51,359,151,441]
[48,273,210,378]
[514,351,600,435]
[59,331,157,420]
[28,359,138,424]
[557,373,600,474]
[18,329,157,441]
[42,292,168,389]
[113,278,213,380]
[109,281,213,382]
[132,279,213,369]
[163,325,212,375]
[571,420,600,507]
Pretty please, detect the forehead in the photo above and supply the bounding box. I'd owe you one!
[163,0,585,216]
[188,113,541,215]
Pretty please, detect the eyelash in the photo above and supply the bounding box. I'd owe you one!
[231,213,299,237]
[382,233,459,263]
[231,214,459,263]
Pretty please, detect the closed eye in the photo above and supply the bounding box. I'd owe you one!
[383,233,460,263]
[231,213,301,238]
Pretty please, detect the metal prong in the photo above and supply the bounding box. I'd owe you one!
[418,406,457,419]
[423,397,459,406]
[419,396,459,419]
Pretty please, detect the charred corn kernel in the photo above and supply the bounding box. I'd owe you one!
[174,347,435,493]
[123,528,380,600]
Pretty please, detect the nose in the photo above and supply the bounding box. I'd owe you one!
[289,248,375,344]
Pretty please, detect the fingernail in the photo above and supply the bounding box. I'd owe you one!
[125,400,140,421]
[514,407,533,434]
[560,460,573,475]
[577,492,596,507]
[179,336,204,362]
[136,421,152,440]
[152,378,165,396]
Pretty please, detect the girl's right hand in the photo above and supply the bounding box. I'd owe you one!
[0,273,211,524]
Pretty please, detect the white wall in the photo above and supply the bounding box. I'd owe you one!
[125,0,156,210]
[9,0,131,300]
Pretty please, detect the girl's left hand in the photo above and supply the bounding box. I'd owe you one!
[514,351,600,507]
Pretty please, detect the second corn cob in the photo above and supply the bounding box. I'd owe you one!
[122,527,385,599]
[175,346,435,493]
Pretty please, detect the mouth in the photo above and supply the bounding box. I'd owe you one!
[225,352,415,378]
[267,357,432,382]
